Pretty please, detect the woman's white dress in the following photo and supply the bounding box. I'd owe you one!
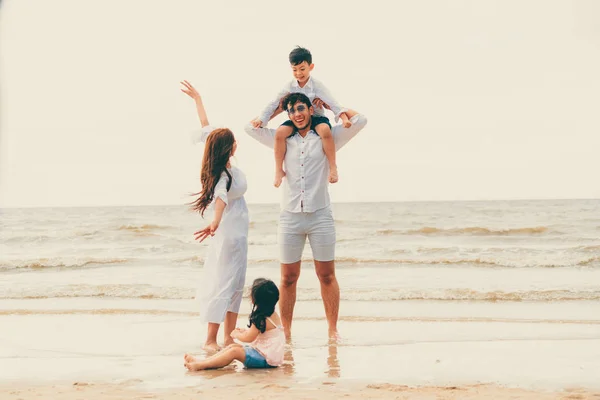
[192,126,249,323]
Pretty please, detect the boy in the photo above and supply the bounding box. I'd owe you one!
[251,46,352,187]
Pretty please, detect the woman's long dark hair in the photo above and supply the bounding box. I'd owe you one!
[248,278,280,333]
[190,128,234,216]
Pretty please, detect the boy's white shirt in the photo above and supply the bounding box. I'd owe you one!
[258,76,348,125]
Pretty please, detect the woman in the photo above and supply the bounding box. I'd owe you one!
[181,80,249,353]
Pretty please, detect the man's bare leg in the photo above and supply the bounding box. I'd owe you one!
[274,125,293,187]
[314,260,340,338]
[223,311,237,347]
[279,261,301,339]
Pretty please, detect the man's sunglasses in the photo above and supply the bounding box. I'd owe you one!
[286,105,308,116]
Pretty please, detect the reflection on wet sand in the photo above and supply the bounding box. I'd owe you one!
[186,364,238,379]
[279,340,340,379]
[327,342,339,378]
[274,342,340,379]
[281,345,295,376]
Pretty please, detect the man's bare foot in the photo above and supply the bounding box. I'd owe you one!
[203,342,220,354]
[328,167,338,184]
[274,169,286,188]
[223,338,235,347]
[185,361,206,371]
[328,330,341,342]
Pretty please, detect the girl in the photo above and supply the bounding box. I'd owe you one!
[181,80,249,353]
[184,278,285,370]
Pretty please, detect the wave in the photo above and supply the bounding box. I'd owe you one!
[3,235,55,244]
[174,255,204,265]
[0,258,129,271]
[0,309,195,316]
[0,284,195,300]
[3,285,599,303]
[4,254,595,272]
[578,245,600,252]
[2,310,598,326]
[298,288,600,302]
[336,257,502,266]
[378,226,552,236]
[248,221,280,229]
[249,256,599,268]
[248,238,277,246]
[4,230,107,243]
[76,230,103,238]
[578,256,600,266]
[117,224,172,234]
[247,257,497,266]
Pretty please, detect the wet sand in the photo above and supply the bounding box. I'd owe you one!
[1,308,600,399]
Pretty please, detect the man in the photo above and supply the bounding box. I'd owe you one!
[245,93,368,339]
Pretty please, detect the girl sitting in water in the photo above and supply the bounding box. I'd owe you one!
[184,278,285,370]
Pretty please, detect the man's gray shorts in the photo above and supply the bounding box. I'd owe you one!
[278,206,336,264]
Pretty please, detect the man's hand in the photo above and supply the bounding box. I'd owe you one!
[194,220,220,243]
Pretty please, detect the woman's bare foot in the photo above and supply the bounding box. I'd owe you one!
[203,342,220,354]
[274,169,286,188]
[328,167,338,184]
[183,353,197,363]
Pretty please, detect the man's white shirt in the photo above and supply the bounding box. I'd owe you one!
[245,114,368,213]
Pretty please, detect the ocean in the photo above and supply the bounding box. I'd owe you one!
[1,199,600,388]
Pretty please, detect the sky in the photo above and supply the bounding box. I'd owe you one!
[1,0,599,208]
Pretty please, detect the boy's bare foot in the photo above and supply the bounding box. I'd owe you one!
[328,167,338,184]
[274,169,286,188]
[203,342,220,354]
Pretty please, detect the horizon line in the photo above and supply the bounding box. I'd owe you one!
[1,197,599,210]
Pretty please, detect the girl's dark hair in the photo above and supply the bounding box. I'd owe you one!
[189,128,234,217]
[248,278,279,333]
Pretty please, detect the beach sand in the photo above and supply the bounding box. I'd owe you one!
[2,312,600,399]
[2,380,600,400]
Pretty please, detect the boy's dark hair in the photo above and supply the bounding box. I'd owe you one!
[248,278,280,333]
[281,92,312,113]
[289,46,312,65]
